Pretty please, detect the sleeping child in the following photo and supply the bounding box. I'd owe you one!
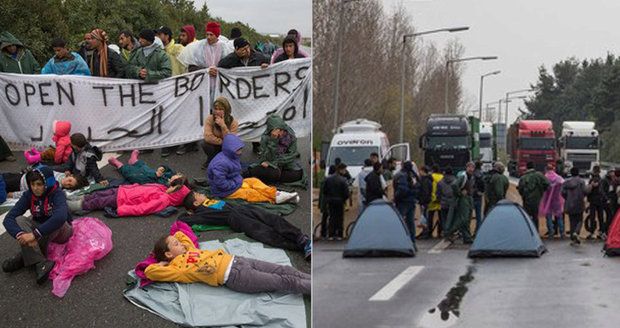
[108,149,175,185]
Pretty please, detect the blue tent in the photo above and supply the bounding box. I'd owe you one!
[343,200,415,257]
[468,200,547,257]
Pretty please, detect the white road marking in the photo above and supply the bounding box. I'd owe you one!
[0,152,119,236]
[428,239,452,254]
[369,266,424,301]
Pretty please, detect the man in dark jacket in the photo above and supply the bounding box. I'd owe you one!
[517,161,549,232]
[470,162,485,234]
[2,166,72,284]
[436,167,457,237]
[393,161,420,245]
[417,166,433,239]
[586,166,606,239]
[53,133,107,185]
[484,161,509,214]
[126,29,171,82]
[323,163,350,240]
[365,162,386,204]
[562,167,587,244]
[84,28,127,78]
[218,37,270,69]
[601,169,619,239]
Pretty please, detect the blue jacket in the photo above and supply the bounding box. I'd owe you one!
[0,174,6,204]
[41,52,91,76]
[393,169,420,205]
[3,166,71,239]
[207,134,245,198]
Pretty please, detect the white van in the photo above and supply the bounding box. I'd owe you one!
[479,122,493,172]
[323,119,410,182]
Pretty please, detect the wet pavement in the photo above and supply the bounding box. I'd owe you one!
[313,237,620,328]
[0,138,310,327]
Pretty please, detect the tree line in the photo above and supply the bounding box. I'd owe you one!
[525,54,620,162]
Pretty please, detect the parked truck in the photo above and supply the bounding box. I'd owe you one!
[507,120,557,177]
[479,121,494,172]
[419,114,473,172]
[559,121,599,176]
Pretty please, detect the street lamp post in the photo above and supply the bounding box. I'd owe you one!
[504,89,533,126]
[399,26,469,143]
[445,56,498,114]
[479,70,501,120]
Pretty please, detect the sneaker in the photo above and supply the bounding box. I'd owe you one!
[586,234,595,240]
[5,155,16,162]
[336,236,343,241]
[275,191,298,204]
[35,260,55,285]
[601,233,607,241]
[327,237,335,241]
[303,241,312,261]
[175,144,188,155]
[571,233,581,245]
[161,147,173,157]
[2,253,24,273]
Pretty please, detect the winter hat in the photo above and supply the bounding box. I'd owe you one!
[139,29,155,43]
[230,27,242,39]
[205,22,221,37]
[234,37,249,49]
[180,25,196,43]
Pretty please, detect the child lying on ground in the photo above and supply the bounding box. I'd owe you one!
[2,165,88,199]
[145,231,310,295]
[108,150,175,185]
[66,175,191,217]
[52,133,108,186]
[207,134,299,204]
[180,191,311,260]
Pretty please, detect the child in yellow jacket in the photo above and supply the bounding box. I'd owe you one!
[145,231,310,294]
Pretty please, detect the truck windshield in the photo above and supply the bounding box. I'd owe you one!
[327,146,380,166]
[519,137,555,150]
[427,136,468,150]
[480,134,492,148]
[565,136,598,149]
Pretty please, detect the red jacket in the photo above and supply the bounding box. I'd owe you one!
[52,120,72,164]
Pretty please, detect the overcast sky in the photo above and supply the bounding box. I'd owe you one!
[194,0,311,37]
[382,0,620,124]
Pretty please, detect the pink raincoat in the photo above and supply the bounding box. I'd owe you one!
[539,170,565,217]
[52,120,72,164]
[117,184,191,217]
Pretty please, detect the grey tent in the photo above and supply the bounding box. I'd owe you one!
[343,199,415,257]
[468,200,547,258]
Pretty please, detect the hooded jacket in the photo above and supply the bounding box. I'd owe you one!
[41,51,90,76]
[273,35,305,63]
[204,97,239,145]
[445,174,473,238]
[3,166,71,239]
[116,183,191,217]
[539,170,565,217]
[207,134,245,198]
[562,175,587,215]
[517,169,549,210]
[218,48,269,69]
[270,31,309,64]
[121,37,141,61]
[0,32,40,74]
[393,162,420,204]
[127,45,172,82]
[181,25,197,45]
[258,115,299,170]
[428,172,444,211]
[483,169,509,210]
[54,143,104,183]
[586,174,605,206]
[163,39,186,76]
[437,174,457,209]
[118,160,175,185]
[52,120,73,164]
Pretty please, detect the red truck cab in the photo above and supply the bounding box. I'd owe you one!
[507,120,557,177]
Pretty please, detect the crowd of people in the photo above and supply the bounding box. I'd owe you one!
[0,24,310,297]
[319,155,619,249]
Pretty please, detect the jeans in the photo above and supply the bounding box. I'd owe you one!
[15,216,73,266]
[225,256,310,294]
[328,200,344,238]
[546,214,564,236]
[396,201,416,244]
[586,204,606,235]
[473,198,483,234]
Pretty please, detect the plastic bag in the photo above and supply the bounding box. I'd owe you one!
[46,217,113,297]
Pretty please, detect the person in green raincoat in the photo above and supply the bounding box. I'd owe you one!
[483,161,509,214]
[107,150,175,185]
[0,31,40,74]
[445,172,474,244]
[517,161,549,233]
[246,115,304,184]
[126,29,171,82]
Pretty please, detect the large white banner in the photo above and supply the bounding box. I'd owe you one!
[0,58,311,151]
[215,58,312,141]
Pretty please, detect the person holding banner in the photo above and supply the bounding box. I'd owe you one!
[41,38,90,76]
[118,30,140,61]
[218,37,269,69]
[200,96,239,169]
[85,28,127,78]
[246,115,304,184]
[156,26,186,76]
[0,31,40,74]
[270,29,309,64]
[272,35,306,63]
[207,134,299,204]
[126,29,172,82]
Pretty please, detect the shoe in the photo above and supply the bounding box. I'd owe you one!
[571,233,581,245]
[293,195,300,204]
[5,155,16,162]
[601,233,607,241]
[303,241,311,261]
[586,234,595,240]
[2,254,24,273]
[35,260,55,284]
[328,237,335,241]
[175,144,188,155]
[275,191,298,204]
[176,143,198,155]
[336,236,343,241]
[161,147,172,157]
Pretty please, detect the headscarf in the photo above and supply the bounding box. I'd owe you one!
[90,29,109,77]
[213,97,234,128]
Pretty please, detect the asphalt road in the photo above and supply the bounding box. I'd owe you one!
[0,137,310,327]
[313,238,620,328]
